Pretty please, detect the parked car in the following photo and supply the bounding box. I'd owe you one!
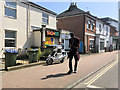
[40,45,67,65]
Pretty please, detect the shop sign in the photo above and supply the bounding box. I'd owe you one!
[46,29,60,37]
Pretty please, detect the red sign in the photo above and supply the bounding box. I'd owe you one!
[47,31,55,36]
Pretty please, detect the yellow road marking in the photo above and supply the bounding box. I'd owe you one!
[86,60,118,86]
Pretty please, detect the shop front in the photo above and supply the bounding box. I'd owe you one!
[61,30,71,51]
[85,35,95,53]
[113,36,119,50]
[45,28,60,47]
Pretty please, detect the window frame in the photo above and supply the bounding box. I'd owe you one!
[99,24,102,32]
[106,26,108,36]
[4,2,17,19]
[42,12,49,25]
[5,30,17,48]
[87,19,91,30]
[91,21,95,31]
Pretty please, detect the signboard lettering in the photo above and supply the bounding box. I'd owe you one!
[46,29,60,37]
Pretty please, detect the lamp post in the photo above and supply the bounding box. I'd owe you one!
[41,25,46,52]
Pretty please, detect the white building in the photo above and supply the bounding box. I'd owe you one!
[101,17,119,50]
[0,0,57,58]
[96,18,110,53]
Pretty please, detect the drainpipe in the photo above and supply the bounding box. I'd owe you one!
[83,14,85,54]
[59,29,62,45]
[27,3,30,48]
[41,25,46,51]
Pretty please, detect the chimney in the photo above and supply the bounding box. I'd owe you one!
[87,11,90,14]
[75,2,77,6]
[70,2,74,6]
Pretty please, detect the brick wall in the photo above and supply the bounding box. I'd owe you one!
[57,14,96,53]
[57,15,84,42]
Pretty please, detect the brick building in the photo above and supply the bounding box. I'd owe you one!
[57,3,96,54]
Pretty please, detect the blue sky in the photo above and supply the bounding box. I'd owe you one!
[32,2,118,20]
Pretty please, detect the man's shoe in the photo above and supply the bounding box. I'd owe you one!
[73,71,77,73]
[67,70,73,74]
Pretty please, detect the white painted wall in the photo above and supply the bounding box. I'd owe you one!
[3,1,28,49]
[0,1,57,58]
[96,20,110,52]
[96,20,104,35]
[103,24,110,47]
[30,6,56,30]
[33,31,41,47]
[0,0,3,58]
[118,1,120,40]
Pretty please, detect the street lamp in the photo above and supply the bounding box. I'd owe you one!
[41,25,46,52]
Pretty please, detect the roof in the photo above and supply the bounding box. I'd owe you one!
[100,17,118,23]
[57,3,86,18]
[22,1,57,15]
[57,3,97,19]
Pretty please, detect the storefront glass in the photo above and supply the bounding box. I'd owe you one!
[45,37,54,46]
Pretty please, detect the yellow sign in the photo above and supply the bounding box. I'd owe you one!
[45,37,54,46]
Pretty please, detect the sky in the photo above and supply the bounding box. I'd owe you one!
[30,1,119,21]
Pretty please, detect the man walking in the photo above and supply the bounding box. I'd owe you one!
[67,33,80,74]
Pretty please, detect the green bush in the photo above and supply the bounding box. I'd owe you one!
[37,48,53,60]
[42,48,52,56]
[37,48,42,60]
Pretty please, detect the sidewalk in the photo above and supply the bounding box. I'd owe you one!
[1,51,105,72]
[2,51,118,88]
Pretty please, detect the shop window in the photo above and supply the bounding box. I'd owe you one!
[42,13,49,24]
[89,40,94,49]
[5,30,16,47]
[5,2,17,18]
[62,39,64,43]
[64,39,69,49]
[87,19,90,29]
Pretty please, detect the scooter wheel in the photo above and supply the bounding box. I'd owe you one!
[46,58,53,65]
[60,58,64,63]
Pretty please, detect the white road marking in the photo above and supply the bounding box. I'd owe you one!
[86,60,118,86]
[87,84,102,88]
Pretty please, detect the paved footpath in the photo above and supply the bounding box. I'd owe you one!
[2,51,118,88]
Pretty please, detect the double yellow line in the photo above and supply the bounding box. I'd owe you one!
[86,60,118,86]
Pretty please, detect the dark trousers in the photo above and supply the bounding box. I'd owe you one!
[69,53,78,71]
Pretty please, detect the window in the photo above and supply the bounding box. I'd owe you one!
[91,21,95,30]
[99,24,102,32]
[87,19,90,29]
[106,26,108,35]
[5,2,17,18]
[42,13,49,24]
[5,30,16,47]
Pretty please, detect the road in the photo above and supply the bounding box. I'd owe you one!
[74,52,118,89]
[2,51,118,88]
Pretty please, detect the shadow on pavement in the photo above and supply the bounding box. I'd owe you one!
[42,62,62,66]
[41,73,70,80]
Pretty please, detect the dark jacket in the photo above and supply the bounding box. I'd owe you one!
[68,36,80,60]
